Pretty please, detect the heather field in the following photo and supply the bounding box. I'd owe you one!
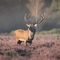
[0,34,60,60]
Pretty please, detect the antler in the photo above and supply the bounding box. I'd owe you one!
[24,13,31,23]
[33,12,45,25]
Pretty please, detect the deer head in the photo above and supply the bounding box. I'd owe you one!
[24,13,45,32]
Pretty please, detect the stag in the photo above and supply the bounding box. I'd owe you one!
[14,13,45,46]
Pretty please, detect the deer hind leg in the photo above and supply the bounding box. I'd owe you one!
[17,40,22,45]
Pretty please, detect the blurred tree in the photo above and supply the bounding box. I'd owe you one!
[26,0,44,21]
[50,0,60,19]
[51,0,58,10]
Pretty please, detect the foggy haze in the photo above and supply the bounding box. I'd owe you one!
[0,0,60,33]
[0,0,29,33]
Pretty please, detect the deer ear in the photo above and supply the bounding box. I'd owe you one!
[26,24,31,27]
[34,24,37,27]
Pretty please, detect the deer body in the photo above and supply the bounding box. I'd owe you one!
[14,13,44,46]
[14,24,36,46]
[14,29,29,42]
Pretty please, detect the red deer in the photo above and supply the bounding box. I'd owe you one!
[14,13,45,46]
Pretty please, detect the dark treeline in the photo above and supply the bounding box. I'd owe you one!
[0,0,60,33]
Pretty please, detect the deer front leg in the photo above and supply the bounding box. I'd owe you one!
[29,41,32,45]
[27,40,32,45]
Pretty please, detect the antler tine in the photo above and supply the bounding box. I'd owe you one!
[35,12,45,24]
[40,12,45,22]
[24,13,31,23]
[24,14,28,23]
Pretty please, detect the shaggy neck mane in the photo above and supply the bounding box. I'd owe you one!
[28,28,36,40]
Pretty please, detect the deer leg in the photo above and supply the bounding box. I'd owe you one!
[27,40,32,45]
[29,41,32,45]
[17,40,22,45]
[24,41,27,46]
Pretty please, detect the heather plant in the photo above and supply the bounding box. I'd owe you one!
[0,34,60,60]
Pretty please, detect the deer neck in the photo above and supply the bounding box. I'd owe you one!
[28,28,36,40]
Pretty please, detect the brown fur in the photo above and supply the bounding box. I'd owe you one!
[14,29,29,43]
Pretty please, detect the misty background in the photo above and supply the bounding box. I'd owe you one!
[0,0,60,33]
